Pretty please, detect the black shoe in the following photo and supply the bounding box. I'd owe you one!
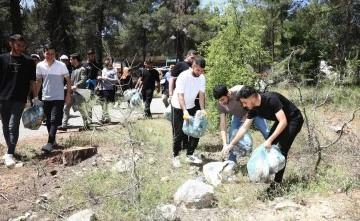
[57,126,67,132]
[266,182,284,200]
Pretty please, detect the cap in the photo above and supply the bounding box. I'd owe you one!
[31,54,40,60]
[87,50,96,55]
[60,55,69,60]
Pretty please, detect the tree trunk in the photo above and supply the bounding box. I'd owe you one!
[10,0,22,34]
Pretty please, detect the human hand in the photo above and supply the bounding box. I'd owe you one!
[157,88,160,94]
[201,110,208,119]
[263,140,272,149]
[167,96,172,104]
[222,143,233,156]
[33,97,40,106]
[183,110,189,120]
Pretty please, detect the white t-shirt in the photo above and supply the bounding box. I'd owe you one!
[36,60,69,100]
[171,68,206,109]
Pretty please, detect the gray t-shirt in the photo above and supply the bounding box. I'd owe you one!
[216,85,248,117]
[36,60,69,100]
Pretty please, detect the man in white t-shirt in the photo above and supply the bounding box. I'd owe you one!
[170,56,207,168]
[36,44,71,152]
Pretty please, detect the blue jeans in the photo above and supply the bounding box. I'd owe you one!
[228,115,269,163]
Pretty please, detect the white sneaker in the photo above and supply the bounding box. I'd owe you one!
[41,143,53,152]
[223,161,237,174]
[173,156,181,168]
[3,154,16,168]
[185,155,203,164]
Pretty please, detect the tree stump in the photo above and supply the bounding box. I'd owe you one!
[62,146,97,166]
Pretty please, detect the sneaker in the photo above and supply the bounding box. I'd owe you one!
[3,154,16,168]
[185,155,203,164]
[173,156,181,168]
[41,143,53,152]
[223,161,237,174]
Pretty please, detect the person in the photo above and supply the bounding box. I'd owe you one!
[36,44,71,152]
[119,66,133,93]
[171,56,207,168]
[135,59,160,118]
[29,54,42,105]
[223,85,304,195]
[213,85,269,172]
[60,54,72,76]
[161,64,173,107]
[84,50,102,92]
[0,34,38,168]
[168,50,198,104]
[58,53,91,131]
[97,57,118,123]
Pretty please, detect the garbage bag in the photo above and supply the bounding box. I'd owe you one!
[230,129,253,157]
[130,91,141,106]
[203,161,231,186]
[123,89,138,101]
[164,105,172,121]
[246,144,285,183]
[22,105,43,130]
[182,110,208,138]
[75,88,91,101]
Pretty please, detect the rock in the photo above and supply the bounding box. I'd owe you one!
[15,162,24,168]
[161,176,169,182]
[67,209,96,221]
[111,158,133,173]
[50,170,57,176]
[330,125,342,133]
[62,146,97,166]
[148,158,155,165]
[9,216,27,221]
[174,179,215,209]
[155,204,177,221]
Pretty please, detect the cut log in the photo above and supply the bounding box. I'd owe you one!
[62,146,97,166]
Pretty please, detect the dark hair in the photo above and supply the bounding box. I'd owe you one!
[144,58,153,64]
[104,56,112,63]
[10,34,25,42]
[87,49,95,55]
[213,85,229,99]
[187,49,199,57]
[43,43,56,52]
[193,56,206,68]
[70,53,81,62]
[235,85,257,100]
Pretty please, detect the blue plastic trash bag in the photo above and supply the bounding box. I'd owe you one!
[123,89,137,101]
[246,144,285,183]
[130,91,141,106]
[182,110,208,138]
[85,79,97,90]
[22,106,43,130]
[230,129,253,157]
[164,105,172,121]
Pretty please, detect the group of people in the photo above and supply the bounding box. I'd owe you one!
[1,34,304,197]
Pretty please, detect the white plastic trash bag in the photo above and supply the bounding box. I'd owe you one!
[203,161,231,186]
[130,91,141,106]
[123,89,137,101]
[230,129,253,157]
[164,105,172,121]
[246,144,285,183]
[75,88,91,101]
[182,110,208,138]
[22,105,43,130]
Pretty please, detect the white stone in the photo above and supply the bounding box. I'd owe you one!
[15,162,24,168]
[148,158,156,165]
[111,159,133,173]
[9,216,27,221]
[67,209,96,221]
[161,176,169,182]
[155,204,177,221]
[174,179,215,209]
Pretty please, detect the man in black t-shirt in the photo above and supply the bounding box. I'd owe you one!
[223,85,304,196]
[83,50,102,91]
[135,59,160,118]
[0,34,37,168]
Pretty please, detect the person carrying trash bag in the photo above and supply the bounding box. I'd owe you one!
[170,56,207,168]
[213,85,269,173]
[223,85,303,198]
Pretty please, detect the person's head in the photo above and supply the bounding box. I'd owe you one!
[114,62,122,73]
[235,85,258,110]
[144,59,153,69]
[60,54,69,64]
[104,57,112,67]
[169,64,174,71]
[42,44,56,62]
[191,56,205,77]
[87,50,96,62]
[185,49,199,64]
[9,34,26,56]
[69,53,81,67]
[31,54,41,64]
[213,85,230,105]
[122,67,129,76]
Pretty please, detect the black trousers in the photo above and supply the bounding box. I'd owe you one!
[43,100,65,144]
[171,106,199,157]
[141,88,154,117]
[0,101,26,154]
[269,111,304,183]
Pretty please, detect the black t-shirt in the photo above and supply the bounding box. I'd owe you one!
[83,61,101,80]
[0,53,36,102]
[247,92,300,121]
[140,68,160,90]
[171,61,191,78]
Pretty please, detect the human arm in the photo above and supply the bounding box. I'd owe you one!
[168,77,175,102]
[219,113,228,147]
[263,109,287,148]
[74,67,88,90]
[178,93,188,119]
[65,76,71,105]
